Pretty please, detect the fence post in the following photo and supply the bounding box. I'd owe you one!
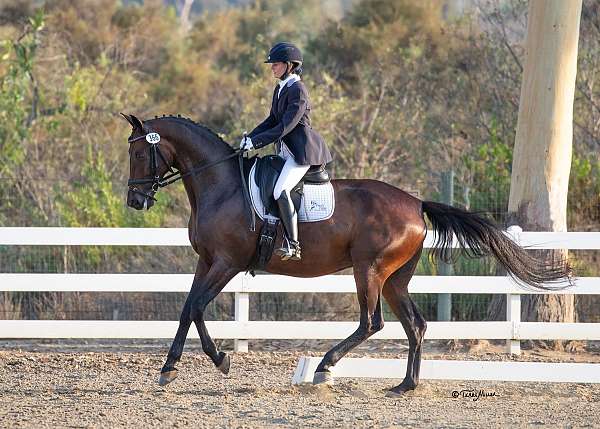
[437,170,454,321]
[506,225,522,355]
[506,293,521,355]
[234,275,249,353]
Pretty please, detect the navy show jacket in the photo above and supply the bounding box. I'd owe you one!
[248,80,333,166]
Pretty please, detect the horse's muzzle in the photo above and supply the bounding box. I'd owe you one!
[127,188,155,211]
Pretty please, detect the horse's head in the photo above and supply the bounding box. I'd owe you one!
[122,113,176,210]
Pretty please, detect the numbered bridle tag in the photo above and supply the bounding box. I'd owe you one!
[146,132,161,144]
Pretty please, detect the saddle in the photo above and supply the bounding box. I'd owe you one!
[246,155,331,274]
[254,155,330,217]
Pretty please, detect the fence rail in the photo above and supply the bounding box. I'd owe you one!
[1,273,599,294]
[2,227,600,249]
[0,320,599,341]
[1,227,598,355]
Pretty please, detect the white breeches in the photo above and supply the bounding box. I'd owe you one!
[273,144,310,200]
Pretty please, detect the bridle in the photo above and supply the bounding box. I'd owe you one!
[127,131,172,202]
[127,128,254,230]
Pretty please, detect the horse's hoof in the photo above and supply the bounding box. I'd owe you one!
[217,354,230,375]
[385,384,416,398]
[313,371,334,386]
[385,389,405,398]
[158,369,178,386]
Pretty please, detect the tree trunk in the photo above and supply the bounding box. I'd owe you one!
[178,0,194,33]
[506,0,582,344]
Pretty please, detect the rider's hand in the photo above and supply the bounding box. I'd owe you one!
[240,135,255,151]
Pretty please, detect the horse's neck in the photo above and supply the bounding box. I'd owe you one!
[160,121,239,211]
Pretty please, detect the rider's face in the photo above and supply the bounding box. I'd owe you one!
[271,62,288,79]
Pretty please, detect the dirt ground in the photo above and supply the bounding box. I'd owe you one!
[1,341,599,428]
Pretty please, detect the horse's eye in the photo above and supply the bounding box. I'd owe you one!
[135,151,145,160]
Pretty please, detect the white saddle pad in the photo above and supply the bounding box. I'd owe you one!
[249,161,335,223]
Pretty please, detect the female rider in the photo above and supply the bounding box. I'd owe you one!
[240,42,333,261]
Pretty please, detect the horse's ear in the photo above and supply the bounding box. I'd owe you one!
[120,112,143,131]
[130,114,144,130]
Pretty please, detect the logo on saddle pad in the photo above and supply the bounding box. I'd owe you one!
[309,200,326,212]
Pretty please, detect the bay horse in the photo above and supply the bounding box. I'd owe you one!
[123,113,570,396]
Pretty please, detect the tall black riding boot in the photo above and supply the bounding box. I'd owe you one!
[274,191,301,261]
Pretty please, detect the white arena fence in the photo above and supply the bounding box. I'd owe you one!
[1,227,599,357]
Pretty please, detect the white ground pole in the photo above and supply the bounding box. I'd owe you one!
[291,357,600,385]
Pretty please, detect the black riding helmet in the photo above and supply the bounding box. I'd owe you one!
[265,42,303,80]
[265,42,303,65]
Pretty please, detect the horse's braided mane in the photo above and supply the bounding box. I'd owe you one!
[151,114,230,146]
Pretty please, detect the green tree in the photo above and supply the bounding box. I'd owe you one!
[56,143,169,228]
[0,10,43,176]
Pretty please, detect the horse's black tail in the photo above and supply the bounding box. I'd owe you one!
[422,200,573,291]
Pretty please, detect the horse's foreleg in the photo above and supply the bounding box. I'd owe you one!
[313,265,384,385]
[192,291,232,374]
[194,316,230,374]
[189,261,238,374]
[159,295,193,386]
[159,258,209,386]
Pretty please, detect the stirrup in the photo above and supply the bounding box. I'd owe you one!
[287,239,301,261]
[275,236,301,261]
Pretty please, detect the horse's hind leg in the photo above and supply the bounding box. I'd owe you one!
[382,247,427,397]
[313,263,385,385]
